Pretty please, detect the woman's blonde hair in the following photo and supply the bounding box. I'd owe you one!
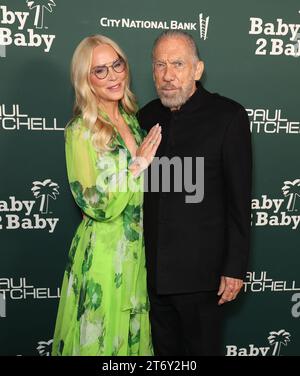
[70,35,137,152]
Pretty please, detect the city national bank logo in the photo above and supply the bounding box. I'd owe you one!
[246,108,300,135]
[249,11,300,57]
[199,13,209,40]
[0,179,60,233]
[0,1,56,55]
[99,13,210,40]
[251,179,300,230]
[226,329,291,356]
[0,104,64,131]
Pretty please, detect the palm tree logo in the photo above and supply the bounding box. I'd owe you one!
[31,179,59,214]
[282,179,300,212]
[36,339,53,356]
[267,329,291,356]
[26,0,56,29]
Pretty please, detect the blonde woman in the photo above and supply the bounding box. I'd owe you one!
[52,35,161,356]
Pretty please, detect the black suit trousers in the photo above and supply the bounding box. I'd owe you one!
[148,288,224,356]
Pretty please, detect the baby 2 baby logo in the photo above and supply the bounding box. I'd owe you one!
[249,11,300,57]
[0,179,59,233]
[0,1,56,55]
[226,329,291,356]
[252,179,300,230]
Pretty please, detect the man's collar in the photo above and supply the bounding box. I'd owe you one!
[159,81,211,114]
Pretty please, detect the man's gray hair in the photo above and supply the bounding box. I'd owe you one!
[152,30,201,62]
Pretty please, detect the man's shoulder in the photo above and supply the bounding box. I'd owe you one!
[139,98,162,116]
[206,92,250,132]
[209,91,246,116]
[137,98,163,130]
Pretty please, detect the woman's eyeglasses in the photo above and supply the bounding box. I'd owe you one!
[90,58,126,80]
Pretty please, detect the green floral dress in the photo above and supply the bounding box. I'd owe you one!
[52,109,153,356]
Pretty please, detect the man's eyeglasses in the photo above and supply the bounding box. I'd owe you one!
[90,58,126,80]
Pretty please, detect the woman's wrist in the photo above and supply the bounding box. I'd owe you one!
[129,156,148,178]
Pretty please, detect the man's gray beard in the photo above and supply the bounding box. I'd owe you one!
[157,79,195,109]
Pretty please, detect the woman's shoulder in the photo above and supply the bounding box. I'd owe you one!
[65,115,84,131]
[64,115,90,143]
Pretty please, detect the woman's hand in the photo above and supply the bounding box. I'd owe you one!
[130,124,162,177]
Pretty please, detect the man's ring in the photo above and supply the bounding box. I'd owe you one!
[150,140,156,145]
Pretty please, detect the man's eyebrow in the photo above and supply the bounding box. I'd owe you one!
[154,58,184,63]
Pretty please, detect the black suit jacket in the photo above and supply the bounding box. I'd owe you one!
[137,83,252,295]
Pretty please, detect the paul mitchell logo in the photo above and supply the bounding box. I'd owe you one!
[251,179,300,230]
[0,1,56,55]
[246,108,300,134]
[226,329,291,356]
[0,277,60,302]
[0,179,60,233]
[0,104,64,131]
[244,271,300,293]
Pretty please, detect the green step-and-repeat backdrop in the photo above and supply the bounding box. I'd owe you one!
[0,0,299,356]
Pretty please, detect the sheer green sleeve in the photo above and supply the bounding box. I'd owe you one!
[65,118,141,222]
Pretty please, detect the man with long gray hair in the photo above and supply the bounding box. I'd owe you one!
[138,30,252,355]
